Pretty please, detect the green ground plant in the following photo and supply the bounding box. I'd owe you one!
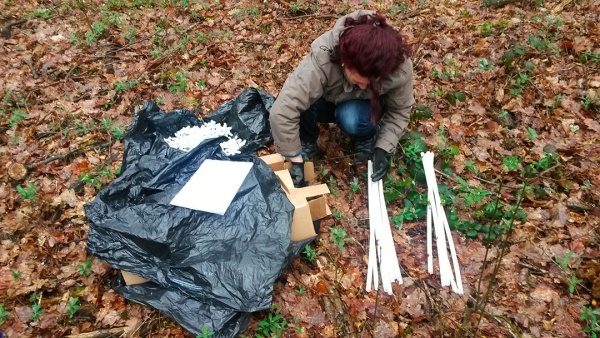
[197,79,207,90]
[412,104,432,120]
[74,119,94,135]
[554,251,583,293]
[114,79,139,92]
[66,297,80,319]
[79,172,102,189]
[77,258,92,277]
[509,73,531,97]
[0,305,9,325]
[581,306,600,338]
[481,22,494,36]
[302,244,317,262]
[478,58,492,71]
[579,50,600,63]
[326,175,339,197]
[332,209,343,221]
[112,125,125,140]
[16,183,36,202]
[85,21,106,45]
[30,293,42,322]
[167,71,189,93]
[196,327,215,338]
[349,177,360,200]
[389,3,409,15]
[255,305,287,338]
[8,108,27,129]
[22,6,52,19]
[329,227,351,250]
[124,27,136,43]
[431,57,461,81]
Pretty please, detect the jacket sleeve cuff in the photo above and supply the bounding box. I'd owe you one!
[375,138,397,154]
[274,140,303,158]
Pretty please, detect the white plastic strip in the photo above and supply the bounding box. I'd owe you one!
[421,151,464,295]
[366,161,402,295]
[426,204,433,274]
[366,161,378,292]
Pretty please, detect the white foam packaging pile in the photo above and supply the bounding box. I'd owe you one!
[164,121,247,156]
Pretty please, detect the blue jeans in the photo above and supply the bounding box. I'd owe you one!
[299,99,376,143]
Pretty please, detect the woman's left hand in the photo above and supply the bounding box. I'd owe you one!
[371,148,390,182]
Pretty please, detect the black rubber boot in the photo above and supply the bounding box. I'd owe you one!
[301,139,319,159]
[354,135,376,162]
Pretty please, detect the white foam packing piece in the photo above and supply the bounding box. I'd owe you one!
[164,121,247,156]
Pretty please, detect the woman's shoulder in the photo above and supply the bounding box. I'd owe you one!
[379,58,413,91]
[391,58,414,79]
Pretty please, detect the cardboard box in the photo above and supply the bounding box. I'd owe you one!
[260,153,331,240]
[121,270,149,285]
[121,154,330,285]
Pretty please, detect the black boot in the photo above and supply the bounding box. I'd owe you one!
[301,139,319,159]
[354,135,376,162]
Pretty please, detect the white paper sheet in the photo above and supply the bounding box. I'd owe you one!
[170,159,253,215]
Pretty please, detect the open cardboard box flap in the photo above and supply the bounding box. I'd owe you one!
[121,154,330,285]
[268,156,330,241]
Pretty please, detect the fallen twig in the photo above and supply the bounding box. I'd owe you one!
[278,14,338,21]
[482,0,520,8]
[239,40,271,45]
[66,327,125,338]
[551,0,573,13]
[517,260,548,275]
[401,8,431,19]
[26,148,84,171]
[1,19,26,39]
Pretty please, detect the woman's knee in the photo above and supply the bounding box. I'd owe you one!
[335,100,375,138]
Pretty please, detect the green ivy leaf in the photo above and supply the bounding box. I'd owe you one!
[445,93,457,106]
[466,229,479,238]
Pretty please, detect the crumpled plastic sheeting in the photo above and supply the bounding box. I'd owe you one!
[85,88,310,336]
[204,87,274,155]
[114,282,251,337]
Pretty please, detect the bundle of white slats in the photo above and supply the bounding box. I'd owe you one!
[422,151,464,294]
[366,160,403,294]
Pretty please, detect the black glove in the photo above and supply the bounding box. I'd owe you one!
[290,162,306,188]
[371,148,389,182]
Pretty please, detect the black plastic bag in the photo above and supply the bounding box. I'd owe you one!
[204,87,275,155]
[84,89,307,336]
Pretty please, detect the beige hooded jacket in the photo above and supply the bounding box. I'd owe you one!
[269,10,415,157]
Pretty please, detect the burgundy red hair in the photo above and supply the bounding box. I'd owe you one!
[338,13,411,122]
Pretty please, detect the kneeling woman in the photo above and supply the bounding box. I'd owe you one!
[269,10,415,186]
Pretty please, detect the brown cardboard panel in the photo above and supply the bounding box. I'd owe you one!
[283,162,315,182]
[121,270,148,285]
[308,196,330,221]
[290,203,317,241]
[260,154,286,171]
[259,154,329,241]
[296,184,330,199]
[308,197,328,220]
[274,170,294,193]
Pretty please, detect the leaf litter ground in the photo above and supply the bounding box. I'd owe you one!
[0,0,598,337]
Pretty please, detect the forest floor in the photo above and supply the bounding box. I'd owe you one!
[0,0,599,337]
